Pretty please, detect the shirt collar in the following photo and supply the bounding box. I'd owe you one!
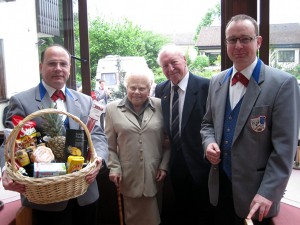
[118,96,155,111]
[42,80,66,97]
[171,71,189,92]
[232,57,258,81]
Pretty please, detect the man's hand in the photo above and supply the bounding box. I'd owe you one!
[2,170,26,193]
[109,173,122,188]
[85,157,102,184]
[247,194,273,221]
[206,143,221,165]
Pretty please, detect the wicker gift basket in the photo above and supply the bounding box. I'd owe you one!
[4,108,97,204]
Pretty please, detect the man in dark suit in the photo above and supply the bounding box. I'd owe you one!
[155,44,214,225]
[0,44,108,225]
[201,14,300,225]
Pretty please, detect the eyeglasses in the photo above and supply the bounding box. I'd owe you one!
[225,36,258,45]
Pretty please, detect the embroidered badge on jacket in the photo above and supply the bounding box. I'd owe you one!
[250,116,266,132]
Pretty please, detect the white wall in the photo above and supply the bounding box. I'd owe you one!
[0,0,40,97]
[0,0,40,130]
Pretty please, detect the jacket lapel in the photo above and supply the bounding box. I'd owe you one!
[65,88,81,129]
[215,71,231,144]
[36,83,52,110]
[122,108,141,129]
[160,81,171,136]
[181,74,197,130]
[233,64,265,143]
[35,84,81,130]
[140,106,154,130]
[120,103,155,130]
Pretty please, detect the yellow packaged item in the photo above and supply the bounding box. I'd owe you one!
[67,156,84,173]
[15,149,30,167]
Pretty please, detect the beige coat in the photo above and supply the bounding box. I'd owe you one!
[105,97,170,198]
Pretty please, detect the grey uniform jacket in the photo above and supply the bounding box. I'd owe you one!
[0,83,108,211]
[201,60,300,218]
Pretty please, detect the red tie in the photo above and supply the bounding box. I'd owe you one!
[51,90,65,101]
[231,72,249,87]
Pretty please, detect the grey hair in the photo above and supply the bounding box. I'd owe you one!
[156,44,185,66]
[124,68,154,89]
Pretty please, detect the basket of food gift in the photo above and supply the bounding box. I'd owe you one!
[4,108,98,204]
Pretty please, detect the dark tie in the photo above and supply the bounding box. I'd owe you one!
[171,85,180,146]
[231,72,249,87]
[51,90,65,102]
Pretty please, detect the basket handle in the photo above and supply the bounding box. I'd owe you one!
[4,108,96,172]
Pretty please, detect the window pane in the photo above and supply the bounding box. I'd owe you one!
[101,73,117,86]
[278,50,295,62]
[0,39,6,101]
[270,0,300,79]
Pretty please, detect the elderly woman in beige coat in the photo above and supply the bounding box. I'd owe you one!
[105,68,170,225]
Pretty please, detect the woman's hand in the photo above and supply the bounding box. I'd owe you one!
[156,169,167,182]
[109,173,122,188]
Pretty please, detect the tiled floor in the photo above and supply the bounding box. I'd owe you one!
[281,168,300,208]
[272,168,300,225]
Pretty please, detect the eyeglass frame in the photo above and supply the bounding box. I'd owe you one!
[225,36,258,45]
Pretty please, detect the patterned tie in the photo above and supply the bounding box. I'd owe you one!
[232,72,249,87]
[51,90,65,102]
[171,85,180,146]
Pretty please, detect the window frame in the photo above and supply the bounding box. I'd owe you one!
[0,39,7,102]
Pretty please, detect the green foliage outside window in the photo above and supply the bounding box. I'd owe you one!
[75,17,170,89]
[189,55,209,72]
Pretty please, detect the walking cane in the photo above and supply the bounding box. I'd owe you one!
[117,187,124,225]
[244,218,254,225]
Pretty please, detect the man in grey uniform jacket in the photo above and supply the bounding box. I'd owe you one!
[0,44,108,225]
[201,14,300,225]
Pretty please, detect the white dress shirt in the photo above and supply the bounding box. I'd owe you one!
[230,58,257,109]
[170,72,189,136]
[42,80,67,121]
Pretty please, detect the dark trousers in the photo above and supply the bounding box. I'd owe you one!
[33,198,98,225]
[168,148,214,225]
[214,169,271,225]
